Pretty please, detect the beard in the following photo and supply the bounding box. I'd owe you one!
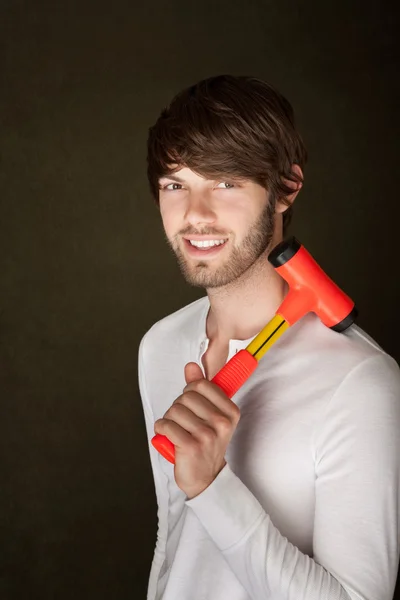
[168,200,276,289]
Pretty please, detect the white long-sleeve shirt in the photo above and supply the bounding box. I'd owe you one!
[138,296,400,600]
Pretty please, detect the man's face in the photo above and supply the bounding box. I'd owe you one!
[159,167,276,289]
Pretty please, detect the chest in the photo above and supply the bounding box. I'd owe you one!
[224,364,329,552]
[201,340,229,381]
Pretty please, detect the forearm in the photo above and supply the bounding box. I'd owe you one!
[186,464,391,600]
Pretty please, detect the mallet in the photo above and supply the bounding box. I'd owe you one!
[151,237,357,464]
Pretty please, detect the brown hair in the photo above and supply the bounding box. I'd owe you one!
[146,75,307,234]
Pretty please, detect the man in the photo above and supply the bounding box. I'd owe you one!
[139,75,400,600]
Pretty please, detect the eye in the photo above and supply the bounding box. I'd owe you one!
[215,182,235,189]
[162,182,183,191]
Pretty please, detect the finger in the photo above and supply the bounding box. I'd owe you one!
[183,380,240,422]
[154,414,214,450]
[174,390,228,423]
[154,417,194,448]
[164,402,213,435]
[184,362,204,385]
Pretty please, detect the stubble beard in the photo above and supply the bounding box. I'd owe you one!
[168,201,276,289]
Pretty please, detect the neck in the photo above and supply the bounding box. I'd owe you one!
[205,249,287,343]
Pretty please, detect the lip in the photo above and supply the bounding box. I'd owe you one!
[183,235,228,241]
[183,238,228,258]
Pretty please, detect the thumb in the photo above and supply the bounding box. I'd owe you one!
[184,362,205,385]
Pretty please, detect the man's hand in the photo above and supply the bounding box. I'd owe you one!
[154,362,241,499]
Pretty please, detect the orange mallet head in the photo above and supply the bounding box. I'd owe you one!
[268,237,357,331]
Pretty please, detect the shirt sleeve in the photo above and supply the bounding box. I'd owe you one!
[186,354,400,600]
[138,334,169,600]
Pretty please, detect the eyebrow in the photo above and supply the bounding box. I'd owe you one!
[158,174,185,183]
[158,173,247,186]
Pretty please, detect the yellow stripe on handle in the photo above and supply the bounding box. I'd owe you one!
[246,314,289,361]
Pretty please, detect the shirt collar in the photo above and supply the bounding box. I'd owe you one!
[193,296,258,362]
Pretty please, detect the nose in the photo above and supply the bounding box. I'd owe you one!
[184,190,216,227]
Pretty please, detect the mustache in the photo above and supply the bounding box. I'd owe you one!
[177,225,230,237]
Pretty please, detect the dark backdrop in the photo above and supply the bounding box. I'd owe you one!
[1,1,399,598]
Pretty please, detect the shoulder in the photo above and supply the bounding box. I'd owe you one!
[310,320,400,463]
[139,296,208,362]
[291,313,398,371]
[138,296,209,415]
[296,315,400,415]
[267,313,400,401]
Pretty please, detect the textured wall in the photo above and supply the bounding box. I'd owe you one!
[1,1,398,598]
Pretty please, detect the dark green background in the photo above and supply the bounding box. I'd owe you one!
[1,1,399,598]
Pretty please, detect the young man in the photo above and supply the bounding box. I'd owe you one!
[139,75,400,600]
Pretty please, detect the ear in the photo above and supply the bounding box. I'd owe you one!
[275,164,304,214]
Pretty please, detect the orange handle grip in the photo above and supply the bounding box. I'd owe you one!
[151,349,258,463]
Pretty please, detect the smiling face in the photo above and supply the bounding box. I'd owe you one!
[159,167,277,289]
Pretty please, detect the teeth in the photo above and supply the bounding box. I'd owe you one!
[189,239,226,248]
